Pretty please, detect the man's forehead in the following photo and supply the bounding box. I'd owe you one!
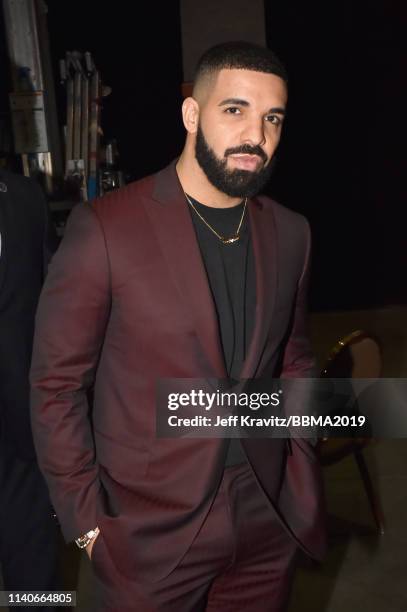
[208,68,287,103]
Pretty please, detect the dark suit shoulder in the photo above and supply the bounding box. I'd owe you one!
[0,169,44,202]
[0,170,49,234]
[0,168,31,188]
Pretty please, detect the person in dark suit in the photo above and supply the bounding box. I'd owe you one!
[0,169,61,603]
[30,42,327,611]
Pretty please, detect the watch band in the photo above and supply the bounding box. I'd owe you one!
[75,526,100,549]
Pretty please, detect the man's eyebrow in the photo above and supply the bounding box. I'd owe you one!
[267,107,286,116]
[218,98,250,107]
[218,98,286,115]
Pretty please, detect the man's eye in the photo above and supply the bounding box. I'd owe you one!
[266,115,282,125]
[225,107,241,115]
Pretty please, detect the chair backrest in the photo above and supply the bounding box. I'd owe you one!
[317,330,382,462]
[321,330,382,379]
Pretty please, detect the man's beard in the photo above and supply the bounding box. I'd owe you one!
[195,124,276,198]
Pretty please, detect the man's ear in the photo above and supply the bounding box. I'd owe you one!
[181,97,200,134]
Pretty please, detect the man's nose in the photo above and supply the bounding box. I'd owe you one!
[241,117,266,147]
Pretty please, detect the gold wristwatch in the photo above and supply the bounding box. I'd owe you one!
[75,526,100,549]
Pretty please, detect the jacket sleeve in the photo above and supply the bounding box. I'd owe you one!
[279,220,319,446]
[30,202,111,542]
[280,219,316,379]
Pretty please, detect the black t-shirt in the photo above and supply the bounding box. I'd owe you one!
[187,195,256,465]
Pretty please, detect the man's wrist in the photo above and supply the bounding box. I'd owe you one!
[75,526,100,549]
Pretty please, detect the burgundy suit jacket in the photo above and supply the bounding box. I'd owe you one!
[30,160,326,583]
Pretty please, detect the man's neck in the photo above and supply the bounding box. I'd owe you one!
[176,151,242,209]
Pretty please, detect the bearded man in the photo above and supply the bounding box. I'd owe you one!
[30,41,326,611]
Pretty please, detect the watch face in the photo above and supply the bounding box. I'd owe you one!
[76,528,99,548]
[76,535,90,548]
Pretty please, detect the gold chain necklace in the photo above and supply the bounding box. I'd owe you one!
[184,193,247,245]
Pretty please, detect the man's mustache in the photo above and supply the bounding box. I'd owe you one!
[224,144,267,164]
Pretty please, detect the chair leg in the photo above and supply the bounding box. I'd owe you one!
[353,448,385,535]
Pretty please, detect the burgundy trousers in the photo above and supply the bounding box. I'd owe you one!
[90,463,299,611]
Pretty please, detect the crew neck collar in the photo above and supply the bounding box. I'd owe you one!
[186,194,245,212]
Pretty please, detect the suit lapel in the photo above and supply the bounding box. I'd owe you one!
[240,196,278,379]
[144,161,277,380]
[144,161,227,378]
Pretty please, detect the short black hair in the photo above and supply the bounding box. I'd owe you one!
[193,41,288,91]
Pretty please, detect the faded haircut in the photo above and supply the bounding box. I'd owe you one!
[192,41,288,98]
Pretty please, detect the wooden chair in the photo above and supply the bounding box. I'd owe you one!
[316,330,385,534]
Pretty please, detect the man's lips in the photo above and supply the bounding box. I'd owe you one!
[227,154,263,171]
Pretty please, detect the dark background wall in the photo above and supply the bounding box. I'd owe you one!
[1,0,405,310]
[264,0,406,310]
[180,0,266,81]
